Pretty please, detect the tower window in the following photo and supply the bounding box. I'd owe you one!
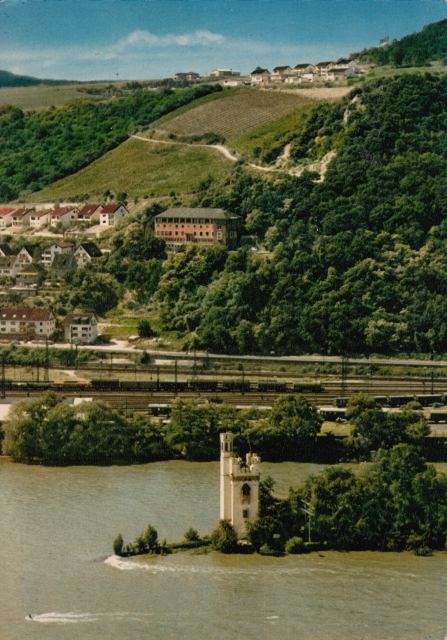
[241,483,251,504]
[242,509,249,519]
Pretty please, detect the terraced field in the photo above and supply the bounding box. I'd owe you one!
[150,89,318,141]
[29,137,233,202]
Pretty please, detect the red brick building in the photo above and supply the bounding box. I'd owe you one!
[154,208,241,251]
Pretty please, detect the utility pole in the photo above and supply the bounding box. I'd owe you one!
[301,499,314,544]
[1,353,6,399]
[174,359,178,396]
[341,356,349,397]
[44,336,50,383]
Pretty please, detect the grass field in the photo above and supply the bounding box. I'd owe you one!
[149,89,318,141]
[0,83,117,110]
[29,137,233,202]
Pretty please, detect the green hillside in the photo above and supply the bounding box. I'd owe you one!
[152,73,447,357]
[0,69,76,88]
[358,18,447,67]
[31,137,233,202]
[0,83,221,201]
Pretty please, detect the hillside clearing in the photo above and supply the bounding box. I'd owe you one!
[0,83,112,110]
[146,89,318,141]
[28,137,233,202]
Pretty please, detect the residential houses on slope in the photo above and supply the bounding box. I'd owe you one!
[250,58,363,85]
[0,203,129,231]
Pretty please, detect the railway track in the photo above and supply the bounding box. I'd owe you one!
[3,376,447,412]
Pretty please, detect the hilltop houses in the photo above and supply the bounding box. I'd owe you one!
[174,72,200,82]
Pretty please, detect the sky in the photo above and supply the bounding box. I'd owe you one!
[1,1,447,81]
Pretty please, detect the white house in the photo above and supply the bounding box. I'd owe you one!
[174,72,200,81]
[40,242,74,269]
[29,209,51,228]
[63,312,98,344]
[0,307,56,338]
[50,206,79,228]
[73,242,103,268]
[271,66,294,82]
[14,246,34,273]
[250,67,271,84]
[293,64,315,75]
[99,204,128,226]
[205,69,240,78]
[220,432,260,539]
[77,204,102,223]
[0,207,16,228]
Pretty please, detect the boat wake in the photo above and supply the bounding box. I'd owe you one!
[25,611,152,624]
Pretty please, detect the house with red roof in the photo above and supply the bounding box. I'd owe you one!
[100,203,128,227]
[0,207,17,228]
[30,209,52,228]
[50,206,79,228]
[77,204,102,223]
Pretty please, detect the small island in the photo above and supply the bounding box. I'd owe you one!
[113,428,447,558]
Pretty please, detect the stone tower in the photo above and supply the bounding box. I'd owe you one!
[220,432,261,539]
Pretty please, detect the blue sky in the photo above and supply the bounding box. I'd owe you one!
[1,1,447,80]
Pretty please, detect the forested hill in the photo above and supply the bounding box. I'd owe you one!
[0,84,221,200]
[155,73,447,357]
[358,18,447,67]
[0,69,76,88]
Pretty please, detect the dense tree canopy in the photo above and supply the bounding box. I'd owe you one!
[157,74,447,357]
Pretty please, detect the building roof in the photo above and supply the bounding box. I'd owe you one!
[52,206,77,217]
[251,67,270,75]
[273,66,292,73]
[75,242,103,258]
[17,264,41,275]
[336,57,351,64]
[78,204,101,217]
[0,256,16,268]
[0,307,54,321]
[316,61,332,67]
[294,63,312,69]
[17,245,34,256]
[101,203,126,214]
[42,242,74,251]
[0,244,13,257]
[155,208,240,221]
[31,209,52,218]
[12,208,33,218]
[63,313,96,326]
[0,207,16,217]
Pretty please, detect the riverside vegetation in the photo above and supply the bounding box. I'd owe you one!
[2,391,433,465]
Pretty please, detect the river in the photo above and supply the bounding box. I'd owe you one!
[1,458,447,640]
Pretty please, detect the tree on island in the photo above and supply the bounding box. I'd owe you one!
[210,520,238,554]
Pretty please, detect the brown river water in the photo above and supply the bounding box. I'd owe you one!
[1,458,447,640]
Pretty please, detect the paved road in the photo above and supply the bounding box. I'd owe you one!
[26,339,447,369]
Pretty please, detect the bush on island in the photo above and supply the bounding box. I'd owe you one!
[210,519,238,553]
[184,527,201,542]
[285,537,306,554]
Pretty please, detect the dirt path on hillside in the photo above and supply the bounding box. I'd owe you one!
[131,134,239,162]
[131,134,334,180]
